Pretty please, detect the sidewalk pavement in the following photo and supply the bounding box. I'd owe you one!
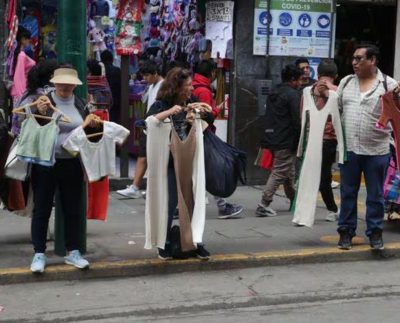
[1,184,400,284]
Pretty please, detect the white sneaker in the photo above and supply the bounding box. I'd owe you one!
[325,211,338,222]
[116,185,142,199]
[331,181,340,189]
[30,253,46,273]
[64,250,89,269]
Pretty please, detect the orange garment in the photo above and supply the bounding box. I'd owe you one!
[377,91,400,171]
[86,109,110,221]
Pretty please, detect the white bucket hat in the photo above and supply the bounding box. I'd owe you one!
[50,68,83,85]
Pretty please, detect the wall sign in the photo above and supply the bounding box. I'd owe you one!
[253,0,335,58]
[206,1,234,59]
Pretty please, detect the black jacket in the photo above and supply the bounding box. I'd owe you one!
[261,83,301,152]
[104,63,122,112]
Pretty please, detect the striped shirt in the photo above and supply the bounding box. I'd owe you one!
[337,69,397,156]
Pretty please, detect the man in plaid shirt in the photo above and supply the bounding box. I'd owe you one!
[336,44,399,250]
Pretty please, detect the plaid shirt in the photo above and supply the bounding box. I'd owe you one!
[338,69,397,156]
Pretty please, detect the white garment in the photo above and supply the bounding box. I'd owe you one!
[144,115,206,250]
[146,80,163,112]
[62,121,130,182]
[292,88,345,227]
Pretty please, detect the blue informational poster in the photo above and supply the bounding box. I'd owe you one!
[253,0,335,58]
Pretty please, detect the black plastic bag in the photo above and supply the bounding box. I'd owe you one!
[169,225,194,259]
[203,129,247,198]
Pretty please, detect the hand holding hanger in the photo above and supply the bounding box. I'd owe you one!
[394,83,400,97]
[82,114,104,139]
[187,102,212,113]
[82,113,103,129]
[155,105,183,122]
[13,95,72,123]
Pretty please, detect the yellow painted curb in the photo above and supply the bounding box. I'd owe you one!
[1,242,400,285]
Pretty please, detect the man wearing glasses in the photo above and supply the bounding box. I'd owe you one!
[336,44,399,251]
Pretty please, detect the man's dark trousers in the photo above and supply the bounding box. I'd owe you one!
[338,151,389,236]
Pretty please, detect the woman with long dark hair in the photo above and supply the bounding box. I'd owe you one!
[144,67,213,260]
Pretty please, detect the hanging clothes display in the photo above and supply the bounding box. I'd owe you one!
[292,88,345,227]
[144,115,206,250]
[62,121,130,182]
[377,91,400,172]
[170,124,197,251]
[16,108,62,166]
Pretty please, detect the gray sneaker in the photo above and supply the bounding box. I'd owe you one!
[64,250,89,269]
[218,203,244,219]
[30,253,46,273]
[255,203,277,217]
[325,211,338,222]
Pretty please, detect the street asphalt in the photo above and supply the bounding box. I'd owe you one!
[1,182,400,284]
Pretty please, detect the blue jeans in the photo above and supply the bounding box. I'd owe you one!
[338,152,390,236]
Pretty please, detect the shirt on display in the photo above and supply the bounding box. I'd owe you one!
[16,107,62,166]
[63,121,130,182]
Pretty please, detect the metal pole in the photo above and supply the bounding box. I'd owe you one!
[120,55,130,177]
[54,0,87,256]
[56,0,87,98]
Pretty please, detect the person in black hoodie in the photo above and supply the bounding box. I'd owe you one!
[256,64,302,217]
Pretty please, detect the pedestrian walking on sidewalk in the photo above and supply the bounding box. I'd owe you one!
[336,44,399,250]
[29,67,102,273]
[100,50,121,123]
[256,65,302,217]
[117,60,163,199]
[192,60,244,219]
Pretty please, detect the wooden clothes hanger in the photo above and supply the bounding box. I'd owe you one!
[12,95,72,123]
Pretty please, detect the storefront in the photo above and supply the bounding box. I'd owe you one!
[232,0,400,184]
[2,1,235,153]
[335,0,397,78]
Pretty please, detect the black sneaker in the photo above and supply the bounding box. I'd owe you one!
[158,247,172,260]
[369,228,384,250]
[195,245,210,260]
[338,229,353,250]
[218,203,244,219]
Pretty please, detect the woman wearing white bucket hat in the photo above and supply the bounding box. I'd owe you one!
[29,67,101,273]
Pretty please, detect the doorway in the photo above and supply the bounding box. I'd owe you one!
[335,0,397,78]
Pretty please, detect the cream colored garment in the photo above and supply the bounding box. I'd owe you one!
[144,115,206,249]
[144,116,171,250]
[292,88,345,228]
[191,117,206,244]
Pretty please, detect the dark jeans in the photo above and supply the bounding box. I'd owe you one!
[338,152,390,236]
[319,140,338,213]
[31,158,83,253]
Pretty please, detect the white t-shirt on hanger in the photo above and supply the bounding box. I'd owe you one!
[63,121,130,182]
